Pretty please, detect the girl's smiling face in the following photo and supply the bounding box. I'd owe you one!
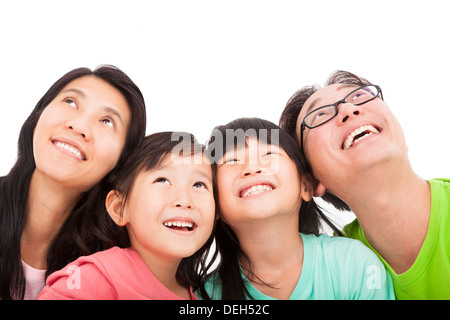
[216,137,311,228]
[107,153,215,262]
[32,75,130,192]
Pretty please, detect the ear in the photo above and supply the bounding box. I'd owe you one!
[105,190,128,226]
[313,181,327,197]
[299,179,313,202]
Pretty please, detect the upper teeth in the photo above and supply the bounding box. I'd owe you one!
[343,125,379,150]
[163,221,194,228]
[54,141,85,160]
[241,184,273,198]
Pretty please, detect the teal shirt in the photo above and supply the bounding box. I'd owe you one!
[203,233,395,300]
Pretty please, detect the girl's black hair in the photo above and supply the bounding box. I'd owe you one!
[106,131,219,292]
[199,117,341,300]
[279,70,372,212]
[0,65,146,299]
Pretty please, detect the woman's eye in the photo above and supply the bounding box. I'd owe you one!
[64,97,77,108]
[154,177,170,185]
[100,118,114,128]
[193,182,207,189]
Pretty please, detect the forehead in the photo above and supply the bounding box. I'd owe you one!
[60,76,129,109]
[161,151,212,168]
[62,75,114,94]
[224,136,271,153]
[60,75,131,124]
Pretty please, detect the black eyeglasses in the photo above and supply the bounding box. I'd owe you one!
[300,84,383,151]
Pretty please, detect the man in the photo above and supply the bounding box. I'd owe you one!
[279,71,450,299]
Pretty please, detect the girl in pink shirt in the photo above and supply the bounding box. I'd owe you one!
[38,132,217,299]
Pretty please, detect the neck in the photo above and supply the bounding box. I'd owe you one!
[232,214,304,298]
[21,171,83,269]
[338,160,431,273]
[236,217,302,268]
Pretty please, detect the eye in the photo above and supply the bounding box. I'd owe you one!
[263,151,278,157]
[315,112,327,119]
[350,90,371,103]
[64,97,77,109]
[224,158,239,164]
[307,106,335,126]
[100,118,114,128]
[193,181,207,189]
[154,177,170,185]
[312,110,332,122]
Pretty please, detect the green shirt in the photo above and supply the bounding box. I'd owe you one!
[202,233,395,300]
[342,178,450,299]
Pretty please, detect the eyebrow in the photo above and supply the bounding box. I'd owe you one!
[61,88,85,98]
[192,169,213,183]
[104,106,126,127]
[60,88,126,127]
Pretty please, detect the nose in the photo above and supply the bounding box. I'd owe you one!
[65,118,91,140]
[175,201,192,209]
[242,164,262,177]
[337,102,362,124]
[173,189,193,209]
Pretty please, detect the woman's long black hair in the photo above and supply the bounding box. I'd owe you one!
[198,117,341,300]
[0,65,147,299]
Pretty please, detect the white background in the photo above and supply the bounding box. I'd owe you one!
[1,0,449,229]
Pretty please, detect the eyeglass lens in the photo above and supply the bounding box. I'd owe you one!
[304,85,379,128]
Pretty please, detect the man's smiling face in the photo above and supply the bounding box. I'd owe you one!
[296,83,408,196]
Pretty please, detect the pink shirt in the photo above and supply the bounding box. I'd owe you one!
[37,247,197,300]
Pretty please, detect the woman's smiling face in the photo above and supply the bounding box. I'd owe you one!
[32,75,131,192]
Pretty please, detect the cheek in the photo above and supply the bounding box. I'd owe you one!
[33,108,57,144]
[32,109,63,165]
[198,197,216,234]
[305,125,334,157]
[94,133,127,169]
[216,173,234,212]
[217,188,236,223]
[125,192,162,232]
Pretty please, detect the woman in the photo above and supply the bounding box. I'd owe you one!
[0,65,147,299]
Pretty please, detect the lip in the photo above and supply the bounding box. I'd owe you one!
[341,123,382,150]
[51,136,87,160]
[238,180,276,199]
[162,216,197,235]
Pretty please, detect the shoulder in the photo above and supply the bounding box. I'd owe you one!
[303,232,370,255]
[38,247,131,299]
[302,233,395,299]
[428,178,450,186]
[302,233,386,274]
[340,218,366,240]
[428,178,450,204]
[197,272,223,300]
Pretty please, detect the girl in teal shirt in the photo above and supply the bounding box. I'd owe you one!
[198,117,395,300]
